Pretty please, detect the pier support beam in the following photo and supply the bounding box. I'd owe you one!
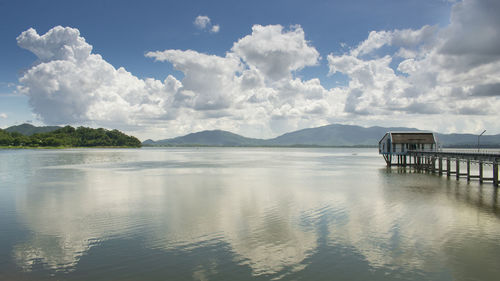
[479,161,483,183]
[494,163,499,187]
[400,151,500,187]
[467,160,471,181]
[439,157,443,175]
[446,158,451,178]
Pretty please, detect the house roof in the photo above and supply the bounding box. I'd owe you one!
[390,132,435,144]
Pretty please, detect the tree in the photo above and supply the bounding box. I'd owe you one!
[0,126,141,148]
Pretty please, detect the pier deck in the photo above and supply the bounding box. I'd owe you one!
[384,150,500,187]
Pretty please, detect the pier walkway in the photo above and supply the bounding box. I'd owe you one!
[386,150,500,187]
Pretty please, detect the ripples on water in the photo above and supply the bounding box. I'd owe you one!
[1,148,500,280]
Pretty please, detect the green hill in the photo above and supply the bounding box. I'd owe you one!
[5,123,61,135]
[0,125,141,148]
[153,130,264,146]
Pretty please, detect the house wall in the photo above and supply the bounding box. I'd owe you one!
[378,133,390,154]
[379,134,436,155]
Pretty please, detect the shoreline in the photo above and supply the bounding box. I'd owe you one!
[0,145,141,149]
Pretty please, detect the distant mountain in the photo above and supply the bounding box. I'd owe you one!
[5,123,61,136]
[144,124,500,147]
[436,133,500,147]
[145,124,420,147]
[142,139,156,145]
[265,124,419,146]
[152,130,265,146]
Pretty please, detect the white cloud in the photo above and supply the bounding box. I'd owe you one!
[145,49,242,110]
[194,15,210,29]
[232,25,320,81]
[194,15,220,33]
[351,25,437,57]
[145,24,338,136]
[17,26,180,129]
[210,24,220,33]
[17,26,92,62]
[17,25,336,139]
[327,0,500,133]
[0,113,7,119]
[15,1,500,139]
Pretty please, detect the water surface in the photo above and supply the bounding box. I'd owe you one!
[1,148,499,280]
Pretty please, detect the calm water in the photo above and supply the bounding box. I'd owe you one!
[1,148,500,281]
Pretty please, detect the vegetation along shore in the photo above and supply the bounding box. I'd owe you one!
[0,125,141,148]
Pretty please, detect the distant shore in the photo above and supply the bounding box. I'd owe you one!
[0,145,142,149]
[142,144,378,148]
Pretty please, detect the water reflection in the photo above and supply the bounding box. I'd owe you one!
[11,149,338,278]
[4,148,500,280]
[327,167,500,278]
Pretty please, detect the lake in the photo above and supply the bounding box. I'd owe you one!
[1,147,499,280]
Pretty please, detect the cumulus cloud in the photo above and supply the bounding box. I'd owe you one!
[145,24,337,135]
[17,26,180,128]
[351,25,437,57]
[17,27,92,62]
[232,25,320,81]
[15,0,500,139]
[327,0,500,133]
[194,15,220,33]
[146,49,242,110]
[440,0,500,57]
[0,113,7,119]
[17,24,339,138]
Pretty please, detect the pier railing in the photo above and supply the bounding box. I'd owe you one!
[385,149,499,187]
[408,150,500,163]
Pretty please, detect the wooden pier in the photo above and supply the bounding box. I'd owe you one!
[385,150,500,187]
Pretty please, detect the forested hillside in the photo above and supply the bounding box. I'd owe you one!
[5,123,61,135]
[0,126,141,147]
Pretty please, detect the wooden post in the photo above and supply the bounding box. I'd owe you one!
[446,158,451,177]
[439,157,443,175]
[467,160,470,181]
[456,160,460,179]
[479,161,483,183]
[494,162,498,187]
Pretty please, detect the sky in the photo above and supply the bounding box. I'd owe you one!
[0,0,499,140]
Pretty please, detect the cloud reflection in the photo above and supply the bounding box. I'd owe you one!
[10,149,500,280]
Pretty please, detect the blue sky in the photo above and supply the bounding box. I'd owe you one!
[1,0,499,140]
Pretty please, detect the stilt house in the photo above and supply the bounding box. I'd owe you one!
[379,131,437,164]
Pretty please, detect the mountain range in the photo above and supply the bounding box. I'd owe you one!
[143,124,500,147]
[6,123,500,147]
